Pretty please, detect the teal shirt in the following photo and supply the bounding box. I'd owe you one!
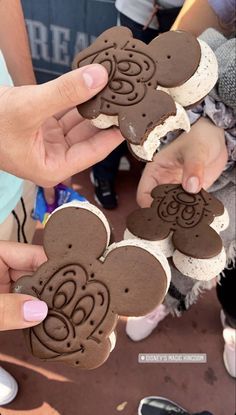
[0,51,23,224]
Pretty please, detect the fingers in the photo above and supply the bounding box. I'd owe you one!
[57,108,84,135]
[137,162,159,207]
[13,64,108,127]
[137,145,182,208]
[182,155,206,193]
[65,119,100,146]
[0,242,47,279]
[64,128,124,178]
[0,293,48,331]
[43,187,56,205]
[35,64,108,123]
[180,126,210,193]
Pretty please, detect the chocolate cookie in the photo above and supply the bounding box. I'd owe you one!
[125,184,228,280]
[73,27,201,146]
[13,201,170,369]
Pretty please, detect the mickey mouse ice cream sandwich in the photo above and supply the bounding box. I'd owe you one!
[73,27,218,161]
[125,184,229,281]
[13,201,171,369]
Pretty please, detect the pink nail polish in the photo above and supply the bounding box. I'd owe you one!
[185,176,200,193]
[23,300,48,322]
[82,64,107,89]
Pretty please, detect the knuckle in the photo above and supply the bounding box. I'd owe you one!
[57,77,79,105]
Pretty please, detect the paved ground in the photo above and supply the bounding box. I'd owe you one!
[0,161,235,415]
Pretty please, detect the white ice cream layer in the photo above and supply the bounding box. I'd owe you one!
[130,102,190,161]
[124,228,174,258]
[173,247,226,281]
[109,331,116,352]
[92,114,118,129]
[166,39,218,107]
[210,208,229,233]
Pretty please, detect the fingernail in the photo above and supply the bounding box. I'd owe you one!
[23,300,48,322]
[185,176,200,193]
[82,64,107,89]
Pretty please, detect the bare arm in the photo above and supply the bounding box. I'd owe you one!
[172,0,226,36]
[0,0,35,85]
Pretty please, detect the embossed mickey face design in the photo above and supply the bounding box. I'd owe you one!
[13,202,169,369]
[157,187,207,228]
[127,184,224,259]
[81,42,156,107]
[30,264,110,358]
[73,27,201,145]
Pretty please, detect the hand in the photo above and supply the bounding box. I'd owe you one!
[137,117,228,207]
[0,64,124,187]
[0,241,47,330]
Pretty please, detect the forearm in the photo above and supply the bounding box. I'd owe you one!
[171,0,224,36]
[0,0,35,85]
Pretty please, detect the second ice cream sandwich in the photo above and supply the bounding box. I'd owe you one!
[125,184,229,281]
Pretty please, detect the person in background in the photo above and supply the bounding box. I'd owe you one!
[90,0,184,209]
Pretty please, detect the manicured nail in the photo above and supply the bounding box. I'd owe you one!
[82,64,107,89]
[23,300,48,322]
[185,176,200,193]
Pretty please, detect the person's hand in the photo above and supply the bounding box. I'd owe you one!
[43,178,72,206]
[0,64,124,187]
[0,241,47,330]
[137,117,228,207]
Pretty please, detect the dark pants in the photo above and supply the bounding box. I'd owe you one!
[93,141,128,182]
[216,266,236,328]
[92,12,159,182]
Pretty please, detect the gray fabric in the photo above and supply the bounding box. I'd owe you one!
[200,29,236,112]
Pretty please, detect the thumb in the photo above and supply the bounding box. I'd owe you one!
[21,64,108,125]
[181,142,208,194]
[0,294,48,331]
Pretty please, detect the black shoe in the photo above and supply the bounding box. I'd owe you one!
[138,396,190,415]
[90,172,117,210]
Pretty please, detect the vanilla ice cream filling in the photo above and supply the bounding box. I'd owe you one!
[166,39,218,107]
[130,103,190,161]
[210,208,229,233]
[173,247,226,280]
[124,228,174,258]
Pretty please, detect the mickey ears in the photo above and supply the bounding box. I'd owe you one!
[43,202,111,260]
[101,240,171,317]
[72,26,133,69]
[148,30,201,87]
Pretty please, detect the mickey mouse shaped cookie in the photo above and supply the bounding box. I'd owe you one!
[73,26,218,161]
[13,201,171,369]
[125,185,229,281]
